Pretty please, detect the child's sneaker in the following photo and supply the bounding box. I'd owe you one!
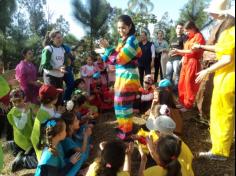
[198,151,227,161]
[11,151,24,172]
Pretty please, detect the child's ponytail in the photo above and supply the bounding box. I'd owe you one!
[42,31,51,47]
[96,140,126,176]
[166,157,182,176]
[38,118,65,156]
[157,135,182,176]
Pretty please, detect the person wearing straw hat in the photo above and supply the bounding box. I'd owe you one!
[193,0,235,160]
[195,0,230,120]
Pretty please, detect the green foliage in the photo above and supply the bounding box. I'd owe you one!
[72,0,111,50]
[18,0,47,36]
[177,0,211,30]
[127,0,154,14]
[0,0,71,68]
[154,12,175,43]
[54,15,70,36]
[131,13,157,34]
[0,0,16,33]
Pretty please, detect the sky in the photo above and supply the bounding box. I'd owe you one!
[46,0,189,39]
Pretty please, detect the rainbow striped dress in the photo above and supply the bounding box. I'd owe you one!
[103,35,142,134]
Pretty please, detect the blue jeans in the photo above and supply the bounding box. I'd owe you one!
[166,57,181,93]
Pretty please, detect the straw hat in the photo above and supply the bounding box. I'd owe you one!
[204,0,228,14]
[222,6,235,17]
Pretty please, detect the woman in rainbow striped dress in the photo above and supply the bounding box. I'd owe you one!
[100,15,142,140]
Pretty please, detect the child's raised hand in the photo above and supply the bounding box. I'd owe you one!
[126,142,134,156]
[138,145,147,162]
[84,127,92,137]
[146,136,155,153]
[70,152,81,164]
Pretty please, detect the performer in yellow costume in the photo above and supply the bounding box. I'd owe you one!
[194,3,235,160]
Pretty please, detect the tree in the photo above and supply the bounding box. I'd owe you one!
[127,0,154,14]
[177,0,211,30]
[54,15,70,36]
[131,13,157,34]
[153,12,175,42]
[18,0,47,36]
[0,0,16,66]
[72,0,111,50]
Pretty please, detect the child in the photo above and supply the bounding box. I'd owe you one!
[15,48,41,104]
[7,88,38,172]
[66,93,98,126]
[158,79,183,135]
[107,64,116,85]
[141,115,194,176]
[89,72,114,111]
[74,78,99,115]
[31,84,63,161]
[86,140,133,176]
[80,55,97,95]
[35,118,81,176]
[138,135,185,176]
[94,54,108,86]
[139,75,154,114]
[61,112,92,175]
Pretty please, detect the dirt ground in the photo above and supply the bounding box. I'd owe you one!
[1,109,235,176]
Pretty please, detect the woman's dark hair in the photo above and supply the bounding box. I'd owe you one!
[184,21,199,32]
[21,48,32,59]
[37,118,65,156]
[74,78,86,89]
[157,135,182,176]
[159,89,176,108]
[118,15,136,36]
[96,140,126,176]
[61,111,76,136]
[43,29,61,47]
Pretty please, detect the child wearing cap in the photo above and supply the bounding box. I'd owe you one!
[7,88,38,172]
[158,79,183,134]
[31,84,63,161]
[89,72,114,111]
[94,54,108,86]
[138,75,154,114]
[139,114,194,176]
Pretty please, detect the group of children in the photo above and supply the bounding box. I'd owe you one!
[79,55,115,112]
[3,69,195,176]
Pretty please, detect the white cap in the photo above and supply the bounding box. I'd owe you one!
[146,115,176,133]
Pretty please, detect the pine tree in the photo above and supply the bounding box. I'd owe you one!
[72,0,111,51]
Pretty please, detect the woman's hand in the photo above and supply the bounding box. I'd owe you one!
[59,66,67,73]
[195,69,209,83]
[192,43,201,50]
[70,152,81,164]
